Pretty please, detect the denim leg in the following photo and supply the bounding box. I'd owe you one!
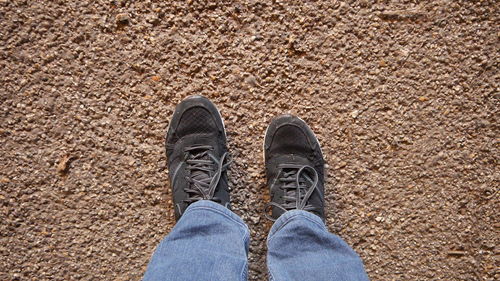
[143,200,250,281]
[267,210,369,281]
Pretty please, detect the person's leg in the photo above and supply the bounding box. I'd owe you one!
[144,96,248,280]
[143,200,249,281]
[267,210,368,281]
[263,115,369,281]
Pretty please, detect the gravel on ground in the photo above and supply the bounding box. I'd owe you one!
[1,0,498,280]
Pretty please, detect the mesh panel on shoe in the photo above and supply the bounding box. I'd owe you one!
[269,125,311,155]
[176,107,216,136]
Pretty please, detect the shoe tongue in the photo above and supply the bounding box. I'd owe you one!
[189,150,214,186]
[192,169,211,183]
[283,167,308,188]
[272,154,311,166]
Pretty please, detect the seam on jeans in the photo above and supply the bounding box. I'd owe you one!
[240,262,248,281]
[266,239,277,281]
[268,213,325,244]
[268,268,276,281]
[242,228,250,251]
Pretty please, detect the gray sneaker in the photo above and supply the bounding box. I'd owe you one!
[264,115,325,221]
[165,96,231,220]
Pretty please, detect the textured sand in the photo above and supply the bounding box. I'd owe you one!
[1,0,498,280]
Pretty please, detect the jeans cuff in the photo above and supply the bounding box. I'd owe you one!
[183,200,247,229]
[268,210,326,239]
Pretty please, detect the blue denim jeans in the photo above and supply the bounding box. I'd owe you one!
[143,200,369,281]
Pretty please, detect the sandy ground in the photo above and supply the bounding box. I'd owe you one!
[1,0,499,280]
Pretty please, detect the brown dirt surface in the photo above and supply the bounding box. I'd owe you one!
[1,0,499,280]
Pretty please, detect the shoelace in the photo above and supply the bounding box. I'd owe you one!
[183,145,231,206]
[265,164,320,221]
